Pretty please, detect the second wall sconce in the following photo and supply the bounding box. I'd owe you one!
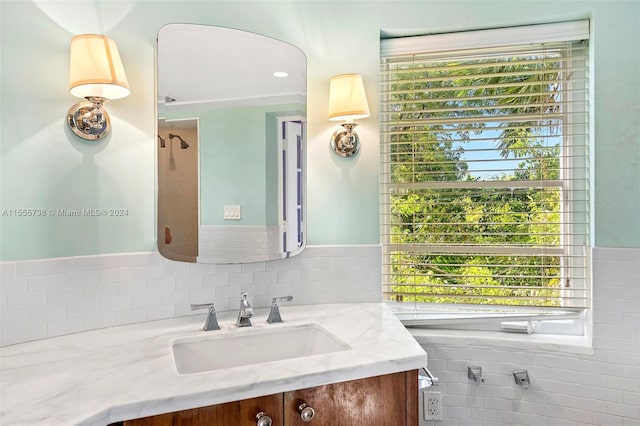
[67,34,130,140]
[328,74,370,158]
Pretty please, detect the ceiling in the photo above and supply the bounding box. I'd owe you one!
[157,24,307,114]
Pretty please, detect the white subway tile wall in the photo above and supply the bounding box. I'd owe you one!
[198,225,281,263]
[418,248,640,426]
[1,246,639,425]
[0,245,382,346]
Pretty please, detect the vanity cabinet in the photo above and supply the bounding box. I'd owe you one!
[284,370,417,426]
[118,370,417,426]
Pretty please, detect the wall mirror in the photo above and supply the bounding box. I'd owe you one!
[157,24,306,263]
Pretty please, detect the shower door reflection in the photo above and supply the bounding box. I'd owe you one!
[157,118,198,262]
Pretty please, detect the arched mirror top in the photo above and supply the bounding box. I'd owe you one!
[157,24,306,114]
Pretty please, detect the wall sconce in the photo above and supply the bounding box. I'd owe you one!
[67,34,130,140]
[328,74,370,158]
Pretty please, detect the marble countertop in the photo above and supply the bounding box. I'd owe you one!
[0,303,427,425]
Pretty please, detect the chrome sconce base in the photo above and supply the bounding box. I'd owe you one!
[330,123,360,158]
[67,96,111,140]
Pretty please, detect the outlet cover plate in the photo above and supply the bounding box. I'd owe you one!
[424,390,442,421]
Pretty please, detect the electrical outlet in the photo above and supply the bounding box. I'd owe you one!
[424,391,442,421]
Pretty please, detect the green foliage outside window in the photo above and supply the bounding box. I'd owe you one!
[385,49,571,307]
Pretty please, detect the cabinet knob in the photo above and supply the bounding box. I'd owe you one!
[297,403,315,422]
[255,411,273,426]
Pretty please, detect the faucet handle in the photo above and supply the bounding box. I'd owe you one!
[267,295,293,323]
[190,303,221,331]
[272,295,293,304]
[190,303,214,311]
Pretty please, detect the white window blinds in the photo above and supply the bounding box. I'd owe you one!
[380,22,590,310]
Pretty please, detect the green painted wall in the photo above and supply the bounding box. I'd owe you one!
[0,0,638,261]
[199,106,268,226]
[163,104,301,227]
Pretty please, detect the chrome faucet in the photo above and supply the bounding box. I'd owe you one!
[236,292,253,327]
[190,303,220,331]
[267,295,293,323]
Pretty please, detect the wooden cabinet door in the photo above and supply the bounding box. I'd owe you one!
[119,370,417,426]
[123,393,283,426]
[283,371,417,426]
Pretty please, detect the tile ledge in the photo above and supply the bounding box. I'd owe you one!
[409,328,594,356]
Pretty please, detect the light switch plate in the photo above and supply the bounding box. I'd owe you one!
[223,205,241,220]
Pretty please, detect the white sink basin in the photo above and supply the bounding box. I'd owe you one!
[172,324,351,374]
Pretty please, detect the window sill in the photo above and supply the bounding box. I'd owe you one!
[409,327,594,356]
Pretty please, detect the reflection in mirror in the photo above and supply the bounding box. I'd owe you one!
[157,24,306,263]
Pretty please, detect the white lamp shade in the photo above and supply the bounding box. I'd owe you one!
[69,34,130,100]
[328,74,370,121]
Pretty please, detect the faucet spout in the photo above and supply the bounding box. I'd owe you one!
[236,292,253,327]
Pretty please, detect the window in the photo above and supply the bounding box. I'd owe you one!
[380,21,590,331]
